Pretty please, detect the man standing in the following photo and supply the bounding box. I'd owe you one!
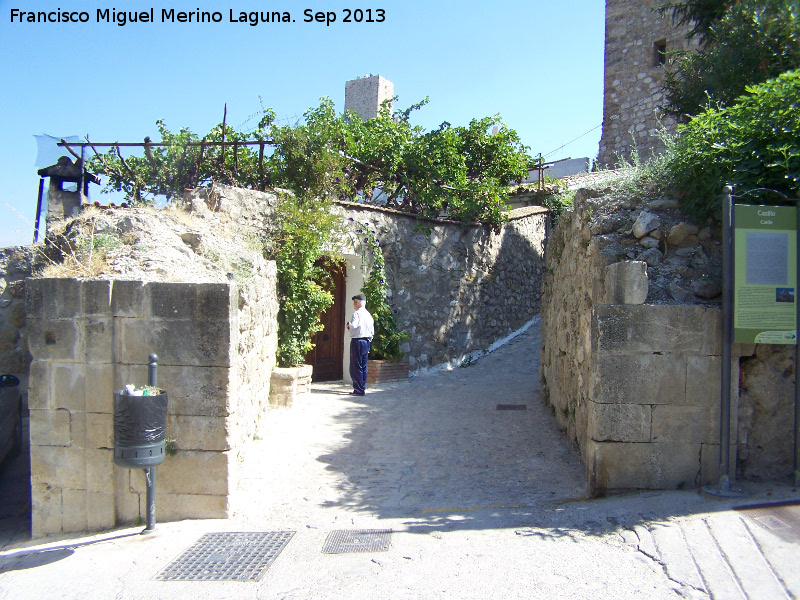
[346,293,374,396]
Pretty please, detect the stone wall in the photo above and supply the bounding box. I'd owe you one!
[0,247,35,399]
[540,191,791,494]
[598,0,697,167]
[340,204,548,373]
[737,344,796,481]
[26,273,277,537]
[588,304,731,494]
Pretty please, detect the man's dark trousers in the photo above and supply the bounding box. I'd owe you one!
[350,338,370,395]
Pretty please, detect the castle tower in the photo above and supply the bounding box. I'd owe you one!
[597,0,697,167]
[345,75,394,120]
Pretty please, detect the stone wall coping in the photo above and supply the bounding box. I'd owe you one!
[336,200,548,226]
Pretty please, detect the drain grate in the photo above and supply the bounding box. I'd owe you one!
[322,529,392,554]
[735,501,800,544]
[155,531,295,581]
[496,404,527,411]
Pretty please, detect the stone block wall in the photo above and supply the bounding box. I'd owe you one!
[0,247,35,398]
[539,193,781,494]
[341,204,548,373]
[598,0,697,166]
[587,304,734,494]
[26,273,277,537]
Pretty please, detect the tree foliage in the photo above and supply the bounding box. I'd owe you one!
[658,0,732,44]
[269,193,344,367]
[668,70,800,221]
[662,0,800,117]
[86,98,531,226]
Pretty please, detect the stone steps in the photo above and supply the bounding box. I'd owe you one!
[630,514,793,600]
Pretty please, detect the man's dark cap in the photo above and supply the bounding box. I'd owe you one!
[352,293,366,301]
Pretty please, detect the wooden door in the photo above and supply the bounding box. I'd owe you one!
[306,264,345,381]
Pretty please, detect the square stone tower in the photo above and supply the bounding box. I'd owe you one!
[597,0,697,167]
[345,75,394,120]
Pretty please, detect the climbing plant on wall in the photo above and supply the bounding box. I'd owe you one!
[86,97,532,227]
[347,217,409,361]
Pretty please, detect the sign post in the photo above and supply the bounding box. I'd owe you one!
[707,186,800,497]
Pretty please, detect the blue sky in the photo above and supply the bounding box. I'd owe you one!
[0,0,605,246]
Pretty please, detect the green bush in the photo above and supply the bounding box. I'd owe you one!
[349,218,409,361]
[272,194,342,367]
[663,0,800,118]
[669,69,800,221]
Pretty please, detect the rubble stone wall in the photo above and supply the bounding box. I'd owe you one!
[598,0,697,167]
[540,191,790,493]
[0,247,35,400]
[26,274,277,537]
[340,204,548,373]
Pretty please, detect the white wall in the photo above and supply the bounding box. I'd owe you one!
[342,253,366,383]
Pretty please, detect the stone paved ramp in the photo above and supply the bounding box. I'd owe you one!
[234,320,586,525]
[2,322,800,599]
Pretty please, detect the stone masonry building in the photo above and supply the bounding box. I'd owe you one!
[598,0,698,167]
[345,74,394,120]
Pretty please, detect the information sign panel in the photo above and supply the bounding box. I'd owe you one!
[734,204,797,344]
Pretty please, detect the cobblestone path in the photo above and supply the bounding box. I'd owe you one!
[235,320,586,527]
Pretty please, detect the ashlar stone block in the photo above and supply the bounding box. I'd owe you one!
[598,353,687,405]
[129,451,230,496]
[166,415,229,452]
[31,445,86,490]
[686,356,722,406]
[51,363,86,411]
[28,360,50,410]
[29,409,71,447]
[651,404,717,444]
[87,491,116,531]
[595,304,721,356]
[86,413,114,449]
[26,278,81,320]
[27,318,83,362]
[31,482,62,537]
[85,364,114,413]
[86,448,115,492]
[588,439,702,491]
[589,402,651,442]
[604,261,648,304]
[84,318,112,364]
[149,282,233,321]
[110,280,148,317]
[157,493,228,521]
[82,279,112,316]
[61,489,88,533]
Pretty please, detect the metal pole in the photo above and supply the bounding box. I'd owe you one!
[718,185,734,494]
[79,145,86,206]
[143,353,159,533]
[148,353,158,388]
[144,467,156,532]
[33,178,44,243]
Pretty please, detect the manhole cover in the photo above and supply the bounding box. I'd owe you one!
[496,404,527,411]
[735,501,800,544]
[155,531,295,581]
[322,529,392,554]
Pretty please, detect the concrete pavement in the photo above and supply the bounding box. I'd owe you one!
[1,321,799,599]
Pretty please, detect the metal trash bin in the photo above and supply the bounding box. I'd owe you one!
[113,390,168,469]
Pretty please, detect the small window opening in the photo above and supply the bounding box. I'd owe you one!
[654,39,667,66]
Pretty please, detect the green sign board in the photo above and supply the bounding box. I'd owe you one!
[734,204,797,344]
